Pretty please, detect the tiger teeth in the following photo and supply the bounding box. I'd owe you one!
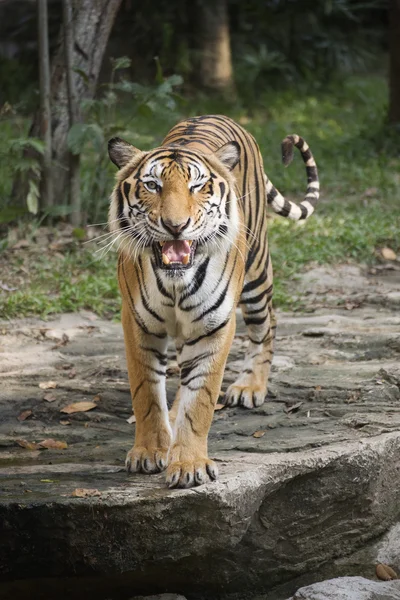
[182,254,190,265]
[162,255,170,265]
[188,241,192,247]
[159,241,164,247]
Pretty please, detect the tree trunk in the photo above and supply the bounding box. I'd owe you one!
[389,0,400,123]
[14,0,121,210]
[62,0,81,226]
[198,0,234,92]
[37,0,53,212]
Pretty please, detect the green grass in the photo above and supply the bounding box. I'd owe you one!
[1,74,399,318]
[0,245,120,319]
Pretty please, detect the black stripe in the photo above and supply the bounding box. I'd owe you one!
[151,260,174,301]
[242,267,271,295]
[306,166,318,182]
[179,257,210,306]
[117,188,130,229]
[244,316,267,326]
[134,265,165,323]
[140,346,168,365]
[185,318,230,347]
[193,254,237,322]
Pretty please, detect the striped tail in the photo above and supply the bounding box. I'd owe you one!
[265,134,320,221]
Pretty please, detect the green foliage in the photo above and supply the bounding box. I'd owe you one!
[0,110,44,222]
[231,0,387,92]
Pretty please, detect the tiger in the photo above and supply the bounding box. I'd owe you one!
[108,114,319,489]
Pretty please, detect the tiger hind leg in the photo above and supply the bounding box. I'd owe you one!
[224,277,276,409]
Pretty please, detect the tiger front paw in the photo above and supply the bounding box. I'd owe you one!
[165,455,218,489]
[125,444,169,474]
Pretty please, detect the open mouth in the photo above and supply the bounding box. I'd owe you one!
[154,239,197,270]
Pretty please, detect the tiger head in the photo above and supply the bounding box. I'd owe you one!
[108,138,240,274]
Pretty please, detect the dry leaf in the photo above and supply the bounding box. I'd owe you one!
[71,488,101,498]
[59,420,71,426]
[61,401,97,414]
[51,333,69,349]
[17,410,32,422]
[55,362,74,370]
[39,381,57,390]
[0,281,17,292]
[68,368,77,379]
[126,414,136,424]
[93,394,101,402]
[381,247,397,261]
[38,438,68,450]
[284,401,304,414]
[315,385,322,392]
[13,239,30,249]
[16,439,38,450]
[253,430,266,438]
[376,563,398,581]
[214,403,225,411]
[43,393,57,402]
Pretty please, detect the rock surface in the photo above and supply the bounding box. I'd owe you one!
[286,577,400,600]
[1,264,400,600]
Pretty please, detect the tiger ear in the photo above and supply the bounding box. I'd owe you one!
[214,141,240,171]
[108,137,141,168]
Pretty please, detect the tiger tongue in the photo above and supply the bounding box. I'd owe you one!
[162,240,191,263]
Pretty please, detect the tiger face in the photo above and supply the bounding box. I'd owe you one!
[108,138,240,274]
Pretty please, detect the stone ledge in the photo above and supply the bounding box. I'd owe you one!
[1,432,400,599]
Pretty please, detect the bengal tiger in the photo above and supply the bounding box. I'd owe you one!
[108,115,319,489]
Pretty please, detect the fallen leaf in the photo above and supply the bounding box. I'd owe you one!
[0,281,17,292]
[253,430,266,438]
[16,439,38,450]
[71,488,101,498]
[344,301,362,311]
[55,362,74,370]
[13,239,30,249]
[126,414,136,424]
[284,401,304,414]
[38,438,68,450]
[362,186,378,198]
[315,385,322,392]
[59,420,71,426]
[43,393,57,402]
[376,563,398,581]
[214,403,225,411]
[68,368,77,379]
[17,410,32,422]
[381,247,397,261]
[51,333,69,349]
[93,394,101,402]
[39,381,57,390]
[61,401,97,414]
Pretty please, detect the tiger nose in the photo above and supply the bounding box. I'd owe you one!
[161,217,190,237]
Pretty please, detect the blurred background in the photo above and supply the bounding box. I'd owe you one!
[0,0,399,320]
